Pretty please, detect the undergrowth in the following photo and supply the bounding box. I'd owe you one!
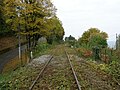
[33,43,52,58]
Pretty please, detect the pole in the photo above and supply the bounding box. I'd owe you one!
[18,10,22,65]
[118,34,120,51]
[116,34,118,50]
[18,22,21,61]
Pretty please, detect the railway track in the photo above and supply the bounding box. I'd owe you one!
[28,46,120,90]
[28,48,82,90]
[1,45,120,89]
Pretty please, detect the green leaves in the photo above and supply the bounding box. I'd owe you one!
[6,19,13,24]
[45,16,64,44]
[3,0,56,34]
[89,35,107,48]
[78,28,108,48]
[2,0,64,47]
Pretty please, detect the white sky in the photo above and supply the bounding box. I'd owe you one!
[52,0,120,41]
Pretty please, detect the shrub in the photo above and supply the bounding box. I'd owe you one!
[76,48,92,58]
[33,43,51,57]
[108,61,120,81]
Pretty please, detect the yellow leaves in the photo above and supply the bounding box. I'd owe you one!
[20,31,39,35]
[79,28,108,45]
[100,31,108,39]
[4,0,16,8]
[3,0,61,41]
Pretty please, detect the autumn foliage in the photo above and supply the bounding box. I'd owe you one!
[76,48,92,58]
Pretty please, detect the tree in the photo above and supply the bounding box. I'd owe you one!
[3,0,56,49]
[78,28,100,44]
[0,0,8,36]
[45,16,64,44]
[78,28,108,47]
[65,35,76,46]
[65,35,76,41]
[116,34,120,50]
[88,34,107,48]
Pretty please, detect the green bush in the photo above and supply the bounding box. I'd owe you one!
[33,43,51,57]
[108,61,120,81]
[76,47,93,58]
[98,60,120,82]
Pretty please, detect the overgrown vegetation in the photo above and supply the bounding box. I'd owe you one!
[2,53,29,73]
[0,0,64,74]
[33,42,52,58]
[65,35,77,47]
[98,49,120,83]
[65,28,120,84]
[78,28,108,48]
[0,0,120,88]
[0,0,64,52]
[0,42,54,89]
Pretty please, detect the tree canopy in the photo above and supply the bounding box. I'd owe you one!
[2,0,65,48]
[78,28,108,48]
[65,35,76,41]
[3,0,56,34]
[0,0,8,36]
[45,16,65,44]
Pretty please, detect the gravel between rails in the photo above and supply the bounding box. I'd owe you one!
[28,55,52,67]
[31,46,80,90]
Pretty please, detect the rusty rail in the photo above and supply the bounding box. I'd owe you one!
[65,50,82,90]
[29,56,53,90]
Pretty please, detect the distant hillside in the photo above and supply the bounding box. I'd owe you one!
[107,41,116,48]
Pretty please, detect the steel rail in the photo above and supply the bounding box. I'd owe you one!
[65,50,82,90]
[29,56,53,90]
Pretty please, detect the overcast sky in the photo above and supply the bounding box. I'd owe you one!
[52,0,120,41]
